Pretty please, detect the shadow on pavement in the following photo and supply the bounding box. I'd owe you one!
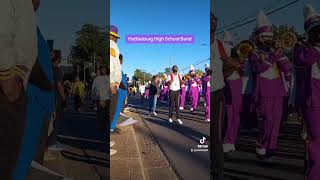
[61,150,108,168]
[144,116,210,143]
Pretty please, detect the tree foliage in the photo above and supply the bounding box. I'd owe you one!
[132,69,152,83]
[70,24,107,63]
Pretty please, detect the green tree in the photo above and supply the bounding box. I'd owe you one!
[165,68,171,74]
[133,69,152,83]
[70,24,107,63]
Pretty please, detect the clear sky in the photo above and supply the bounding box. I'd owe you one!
[111,0,210,78]
[36,0,107,59]
[214,0,320,43]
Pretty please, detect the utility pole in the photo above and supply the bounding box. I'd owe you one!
[84,64,86,82]
[170,56,172,73]
[77,64,80,78]
[93,51,96,73]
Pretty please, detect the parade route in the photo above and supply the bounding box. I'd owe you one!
[127,96,210,180]
[224,115,305,180]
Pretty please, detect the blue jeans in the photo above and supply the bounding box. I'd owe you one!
[149,95,158,113]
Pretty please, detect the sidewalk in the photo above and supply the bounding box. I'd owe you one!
[26,143,107,180]
[25,100,108,180]
[110,110,178,180]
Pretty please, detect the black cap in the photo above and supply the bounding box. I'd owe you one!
[172,65,178,70]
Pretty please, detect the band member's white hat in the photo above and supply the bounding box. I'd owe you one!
[189,65,195,73]
[255,10,273,36]
[304,4,320,32]
[190,65,195,71]
[205,63,210,70]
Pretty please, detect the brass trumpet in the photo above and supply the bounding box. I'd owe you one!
[280,32,298,51]
[183,74,190,81]
[273,32,298,52]
[196,71,204,78]
[161,74,166,81]
[236,40,255,59]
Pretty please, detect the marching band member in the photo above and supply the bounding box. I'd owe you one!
[166,65,184,124]
[218,31,244,152]
[249,11,292,160]
[202,63,211,122]
[145,80,150,98]
[294,4,320,179]
[188,65,201,112]
[160,76,169,103]
[179,76,187,110]
[240,40,258,132]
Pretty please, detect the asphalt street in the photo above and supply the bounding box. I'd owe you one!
[127,95,210,180]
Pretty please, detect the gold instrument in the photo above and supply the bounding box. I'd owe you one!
[279,32,298,51]
[196,71,204,78]
[236,40,255,59]
[183,74,190,81]
[161,74,166,81]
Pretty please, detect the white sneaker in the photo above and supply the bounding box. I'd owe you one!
[301,132,307,140]
[48,142,64,151]
[190,108,193,112]
[179,107,183,111]
[177,119,183,124]
[120,112,129,118]
[205,119,210,123]
[110,141,115,147]
[169,118,173,123]
[223,143,235,153]
[110,149,117,156]
[124,107,131,110]
[256,148,266,156]
[153,112,157,116]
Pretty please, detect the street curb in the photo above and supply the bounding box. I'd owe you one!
[132,122,148,180]
[130,107,182,180]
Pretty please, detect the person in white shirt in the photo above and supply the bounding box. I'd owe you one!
[139,83,146,94]
[109,25,121,156]
[166,65,184,124]
[92,65,109,131]
[139,83,146,104]
[210,13,224,180]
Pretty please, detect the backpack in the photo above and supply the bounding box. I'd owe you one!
[217,40,227,59]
